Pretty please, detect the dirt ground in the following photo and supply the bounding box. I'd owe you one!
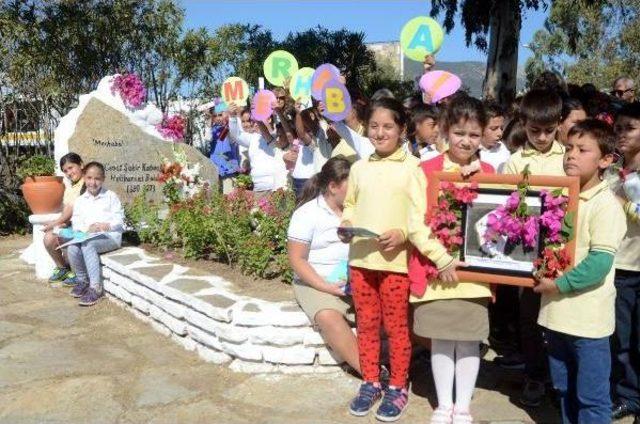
[2,235,633,424]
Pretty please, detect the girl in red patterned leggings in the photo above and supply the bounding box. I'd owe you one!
[338,97,418,422]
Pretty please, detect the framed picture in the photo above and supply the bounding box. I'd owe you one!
[426,172,580,287]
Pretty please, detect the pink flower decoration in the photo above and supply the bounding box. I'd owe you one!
[157,114,186,142]
[111,73,146,109]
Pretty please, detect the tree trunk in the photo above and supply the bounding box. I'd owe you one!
[483,0,521,107]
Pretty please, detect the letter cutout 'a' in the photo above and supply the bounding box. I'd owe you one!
[408,24,434,52]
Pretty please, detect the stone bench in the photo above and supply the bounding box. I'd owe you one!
[100,247,345,373]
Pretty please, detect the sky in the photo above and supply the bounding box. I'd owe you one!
[182,0,549,65]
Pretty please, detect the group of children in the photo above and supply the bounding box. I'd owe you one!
[283,73,639,423]
[44,154,124,306]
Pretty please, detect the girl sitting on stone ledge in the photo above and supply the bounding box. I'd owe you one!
[43,152,85,286]
[67,161,124,306]
[287,157,360,374]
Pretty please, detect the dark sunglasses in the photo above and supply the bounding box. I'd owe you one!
[277,96,287,101]
[612,88,634,96]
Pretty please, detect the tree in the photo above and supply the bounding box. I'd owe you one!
[525,0,640,89]
[429,0,550,106]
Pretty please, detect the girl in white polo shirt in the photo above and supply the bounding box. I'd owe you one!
[287,157,360,373]
[67,162,124,306]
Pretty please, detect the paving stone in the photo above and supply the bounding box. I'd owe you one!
[242,302,261,312]
[188,325,224,351]
[199,293,236,309]
[149,305,187,336]
[261,345,316,365]
[228,359,279,374]
[220,341,262,362]
[133,369,199,408]
[166,278,212,294]
[196,343,232,365]
[107,253,142,266]
[131,295,151,314]
[133,264,175,282]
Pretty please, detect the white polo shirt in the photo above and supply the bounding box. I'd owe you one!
[480,141,511,174]
[287,195,349,282]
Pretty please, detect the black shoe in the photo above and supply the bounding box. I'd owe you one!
[612,402,637,420]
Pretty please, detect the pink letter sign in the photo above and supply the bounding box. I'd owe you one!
[419,71,461,104]
[311,63,340,100]
[251,90,276,121]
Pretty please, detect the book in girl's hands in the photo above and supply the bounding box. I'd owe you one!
[53,227,107,249]
[337,226,379,238]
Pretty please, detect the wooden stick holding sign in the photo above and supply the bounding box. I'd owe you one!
[263,50,299,87]
[221,76,249,108]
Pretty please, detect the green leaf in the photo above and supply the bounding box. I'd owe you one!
[551,188,564,197]
[561,211,576,241]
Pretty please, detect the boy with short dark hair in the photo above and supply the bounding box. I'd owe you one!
[609,103,640,423]
[502,88,565,407]
[480,101,510,172]
[535,119,626,423]
[408,104,442,161]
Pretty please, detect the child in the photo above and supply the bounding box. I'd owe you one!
[535,119,626,423]
[408,104,443,161]
[287,157,360,373]
[338,97,416,421]
[558,98,587,146]
[609,103,640,422]
[479,101,510,173]
[407,94,494,424]
[502,88,565,407]
[43,152,85,286]
[228,104,288,195]
[68,162,124,306]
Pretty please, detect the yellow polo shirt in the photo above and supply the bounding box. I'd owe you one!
[342,147,420,273]
[63,178,84,206]
[331,140,358,163]
[502,141,565,176]
[605,168,640,272]
[409,154,492,302]
[538,181,627,338]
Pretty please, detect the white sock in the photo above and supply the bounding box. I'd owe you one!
[430,339,456,409]
[454,340,480,413]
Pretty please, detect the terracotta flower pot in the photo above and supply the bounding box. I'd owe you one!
[20,176,65,214]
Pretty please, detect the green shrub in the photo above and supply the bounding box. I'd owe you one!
[17,155,55,180]
[126,187,297,283]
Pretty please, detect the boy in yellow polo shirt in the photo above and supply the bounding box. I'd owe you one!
[501,88,565,407]
[534,119,626,424]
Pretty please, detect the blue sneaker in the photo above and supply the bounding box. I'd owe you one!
[78,287,103,307]
[375,386,409,422]
[349,382,382,416]
[70,281,89,298]
[48,267,71,283]
[62,273,78,286]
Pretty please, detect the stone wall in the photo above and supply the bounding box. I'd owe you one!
[101,247,346,373]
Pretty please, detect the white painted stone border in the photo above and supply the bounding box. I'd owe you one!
[101,247,347,373]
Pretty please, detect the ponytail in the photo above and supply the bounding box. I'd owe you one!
[295,157,351,208]
[297,174,321,207]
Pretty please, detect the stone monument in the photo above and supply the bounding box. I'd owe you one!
[55,76,218,204]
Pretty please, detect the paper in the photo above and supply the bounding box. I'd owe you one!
[54,228,107,249]
[337,227,379,238]
[326,260,349,284]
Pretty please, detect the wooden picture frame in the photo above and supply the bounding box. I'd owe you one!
[426,172,580,287]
